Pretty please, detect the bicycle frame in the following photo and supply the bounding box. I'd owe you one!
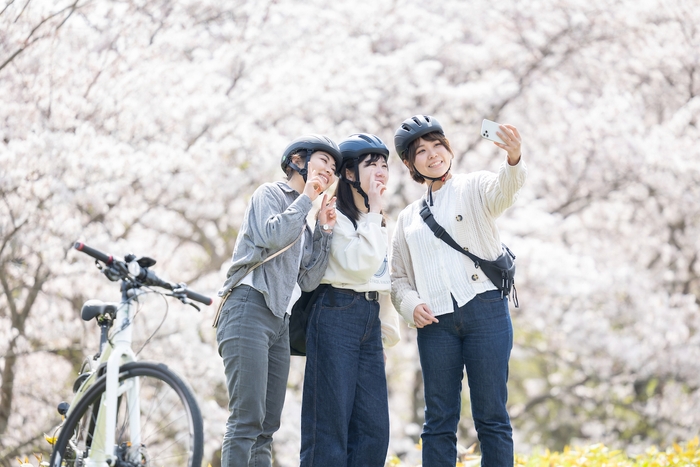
[53,242,210,467]
[66,282,141,467]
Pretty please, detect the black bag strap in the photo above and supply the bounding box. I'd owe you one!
[419,199,484,268]
[419,199,519,307]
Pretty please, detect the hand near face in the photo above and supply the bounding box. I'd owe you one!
[366,167,387,214]
[494,124,522,165]
[303,151,337,201]
[303,171,334,202]
[317,194,337,230]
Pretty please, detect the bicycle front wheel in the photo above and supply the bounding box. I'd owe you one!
[50,361,204,467]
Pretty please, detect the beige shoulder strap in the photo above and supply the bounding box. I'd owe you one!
[212,225,305,327]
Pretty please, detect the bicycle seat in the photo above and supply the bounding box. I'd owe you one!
[81,300,118,321]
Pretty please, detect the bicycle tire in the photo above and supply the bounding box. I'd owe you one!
[49,361,204,467]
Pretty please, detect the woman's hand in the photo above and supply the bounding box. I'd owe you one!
[494,124,522,165]
[413,303,439,328]
[317,194,337,231]
[303,175,327,201]
[367,168,387,214]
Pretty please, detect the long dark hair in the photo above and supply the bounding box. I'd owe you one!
[335,153,387,228]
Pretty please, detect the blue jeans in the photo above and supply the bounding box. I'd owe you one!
[216,285,290,467]
[300,287,389,467]
[417,290,513,467]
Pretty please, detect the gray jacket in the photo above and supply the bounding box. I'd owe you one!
[218,181,332,317]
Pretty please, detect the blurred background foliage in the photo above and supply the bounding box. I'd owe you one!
[1,0,699,465]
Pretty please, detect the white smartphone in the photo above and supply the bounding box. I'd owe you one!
[480,119,504,144]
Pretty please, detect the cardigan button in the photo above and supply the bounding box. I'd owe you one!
[471,274,479,281]
[456,215,463,221]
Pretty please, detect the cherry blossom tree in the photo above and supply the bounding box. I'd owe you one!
[1,0,699,465]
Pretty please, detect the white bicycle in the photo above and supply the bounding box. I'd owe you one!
[49,242,212,467]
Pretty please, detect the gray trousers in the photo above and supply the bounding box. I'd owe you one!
[216,285,291,467]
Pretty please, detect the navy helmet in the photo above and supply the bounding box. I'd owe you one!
[339,133,389,167]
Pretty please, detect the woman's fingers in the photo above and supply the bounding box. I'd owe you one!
[318,195,337,227]
[414,304,439,328]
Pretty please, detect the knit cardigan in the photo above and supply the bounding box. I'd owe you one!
[390,159,527,325]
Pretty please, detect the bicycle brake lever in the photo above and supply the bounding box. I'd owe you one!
[170,293,201,312]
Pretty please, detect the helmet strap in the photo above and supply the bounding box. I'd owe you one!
[340,163,371,211]
[415,161,452,206]
[351,181,371,211]
[287,148,313,182]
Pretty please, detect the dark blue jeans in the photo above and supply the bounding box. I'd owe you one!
[417,290,513,467]
[300,287,389,467]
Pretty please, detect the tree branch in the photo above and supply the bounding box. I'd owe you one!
[0,0,81,74]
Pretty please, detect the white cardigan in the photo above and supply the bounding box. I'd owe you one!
[320,210,401,347]
[391,158,527,325]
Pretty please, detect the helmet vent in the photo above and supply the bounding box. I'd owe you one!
[411,116,423,126]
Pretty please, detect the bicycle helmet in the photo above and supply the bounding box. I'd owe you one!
[280,134,342,180]
[338,133,390,210]
[393,115,444,160]
[394,115,452,206]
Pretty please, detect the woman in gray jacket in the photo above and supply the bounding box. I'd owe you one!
[215,135,341,467]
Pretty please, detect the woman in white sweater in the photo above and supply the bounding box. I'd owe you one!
[300,133,400,467]
[390,115,526,467]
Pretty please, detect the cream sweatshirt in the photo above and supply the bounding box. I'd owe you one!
[391,158,527,325]
[320,210,401,347]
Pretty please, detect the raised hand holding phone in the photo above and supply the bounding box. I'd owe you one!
[481,119,505,144]
[481,119,522,165]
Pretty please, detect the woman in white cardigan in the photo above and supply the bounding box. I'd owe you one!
[300,133,400,467]
[390,115,527,467]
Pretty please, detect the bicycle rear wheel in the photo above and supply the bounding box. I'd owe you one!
[50,361,204,467]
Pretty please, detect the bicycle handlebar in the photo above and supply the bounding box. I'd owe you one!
[73,242,213,306]
[75,242,114,265]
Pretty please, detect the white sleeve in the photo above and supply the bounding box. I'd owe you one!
[379,293,401,347]
[390,208,423,326]
[331,212,387,282]
[481,158,527,218]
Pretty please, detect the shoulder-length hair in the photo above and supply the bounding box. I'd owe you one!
[404,132,453,184]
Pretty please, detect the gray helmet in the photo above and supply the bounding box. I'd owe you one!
[393,115,444,160]
[280,134,342,178]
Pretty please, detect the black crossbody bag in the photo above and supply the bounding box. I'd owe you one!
[419,199,519,307]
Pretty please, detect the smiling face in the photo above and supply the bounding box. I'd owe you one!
[306,150,337,190]
[407,134,453,183]
[355,154,389,194]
